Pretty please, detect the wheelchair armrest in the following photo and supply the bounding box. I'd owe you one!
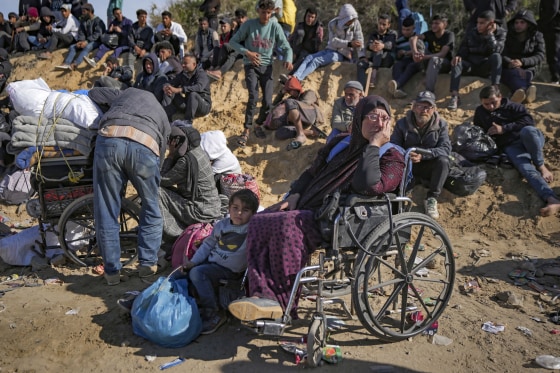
[343,193,396,208]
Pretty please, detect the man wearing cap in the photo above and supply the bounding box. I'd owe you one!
[328,80,364,142]
[390,91,451,219]
[206,17,241,80]
[12,6,40,53]
[266,76,324,149]
[154,11,187,58]
[56,3,106,71]
[87,87,171,285]
[37,4,79,60]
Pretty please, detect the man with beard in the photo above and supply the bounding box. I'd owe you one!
[390,91,451,219]
[327,80,363,142]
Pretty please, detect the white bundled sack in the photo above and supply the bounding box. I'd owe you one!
[0,225,59,266]
[200,130,242,175]
[43,91,103,129]
[6,78,51,116]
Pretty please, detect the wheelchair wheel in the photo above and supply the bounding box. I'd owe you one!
[58,194,140,267]
[352,212,454,342]
[307,314,326,367]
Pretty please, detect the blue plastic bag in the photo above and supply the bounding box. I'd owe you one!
[131,275,201,348]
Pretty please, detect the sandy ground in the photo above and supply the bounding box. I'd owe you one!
[0,51,560,372]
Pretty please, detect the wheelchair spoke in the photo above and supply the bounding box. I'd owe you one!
[406,224,425,272]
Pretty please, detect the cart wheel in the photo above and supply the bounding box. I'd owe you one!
[307,315,325,367]
[58,194,140,267]
[352,212,455,342]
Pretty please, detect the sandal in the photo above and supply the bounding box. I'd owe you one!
[254,125,266,139]
[237,133,248,147]
[286,140,304,151]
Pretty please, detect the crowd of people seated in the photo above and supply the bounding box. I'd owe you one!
[0,0,559,337]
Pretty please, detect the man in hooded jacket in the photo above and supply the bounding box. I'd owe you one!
[502,9,545,104]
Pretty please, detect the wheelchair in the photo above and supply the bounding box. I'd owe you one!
[240,148,455,367]
[28,154,140,267]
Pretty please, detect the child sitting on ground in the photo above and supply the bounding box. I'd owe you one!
[183,188,259,334]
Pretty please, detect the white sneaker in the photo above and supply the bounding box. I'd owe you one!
[84,56,97,68]
[424,198,440,219]
[525,85,537,103]
[510,88,526,103]
[55,64,70,70]
[388,80,397,96]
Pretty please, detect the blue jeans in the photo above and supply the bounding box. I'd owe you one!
[93,136,162,275]
[392,57,422,89]
[292,49,346,81]
[504,126,556,202]
[64,41,100,66]
[189,262,238,314]
[501,67,533,92]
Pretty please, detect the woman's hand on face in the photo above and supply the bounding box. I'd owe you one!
[369,120,391,148]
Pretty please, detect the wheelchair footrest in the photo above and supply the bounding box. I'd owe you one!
[303,295,355,319]
[243,320,288,336]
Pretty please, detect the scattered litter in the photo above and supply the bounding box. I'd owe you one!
[429,334,453,346]
[516,326,532,337]
[549,311,560,325]
[65,308,80,315]
[0,301,5,313]
[535,355,560,370]
[527,281,547,294]
[482,321,505,334]
[92,264,104,275]
[280,341,307,365]
[44,278,64,285]
[159,358,186,370]
[508,269,526,279]
[423,321,439,335]
[321,345,342,364]
[50,254,66,267]
[460,278,481,293]
[496,291,523,308]
[550,329,560,335]
[145,355,157,362]
[531,317,545,323]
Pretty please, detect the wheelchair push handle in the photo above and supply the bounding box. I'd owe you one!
[407,147,432,158]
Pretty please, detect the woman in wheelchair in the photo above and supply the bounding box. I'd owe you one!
[228,95,406,321]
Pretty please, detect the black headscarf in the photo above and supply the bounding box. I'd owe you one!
[296,95,392,210]
[171,125,202,201]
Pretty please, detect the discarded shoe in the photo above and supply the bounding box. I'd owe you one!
[228,297,283,321]
[55,64,71,70]
[207,70,222,81]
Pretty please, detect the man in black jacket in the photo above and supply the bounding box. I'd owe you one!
[502,9,545,104]
[538,0,560,83]
[125,9,153,70]
[447,10,505,110]
[390,91,451,219]
[473,85,560,216]
[88,87,171,285]
[163,54,212,124]
[463,0,517,29]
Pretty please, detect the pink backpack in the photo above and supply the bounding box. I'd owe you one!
[171,222,214,269]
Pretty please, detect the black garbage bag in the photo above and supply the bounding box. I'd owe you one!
[451,122,497,162]
[444,152,487,196]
